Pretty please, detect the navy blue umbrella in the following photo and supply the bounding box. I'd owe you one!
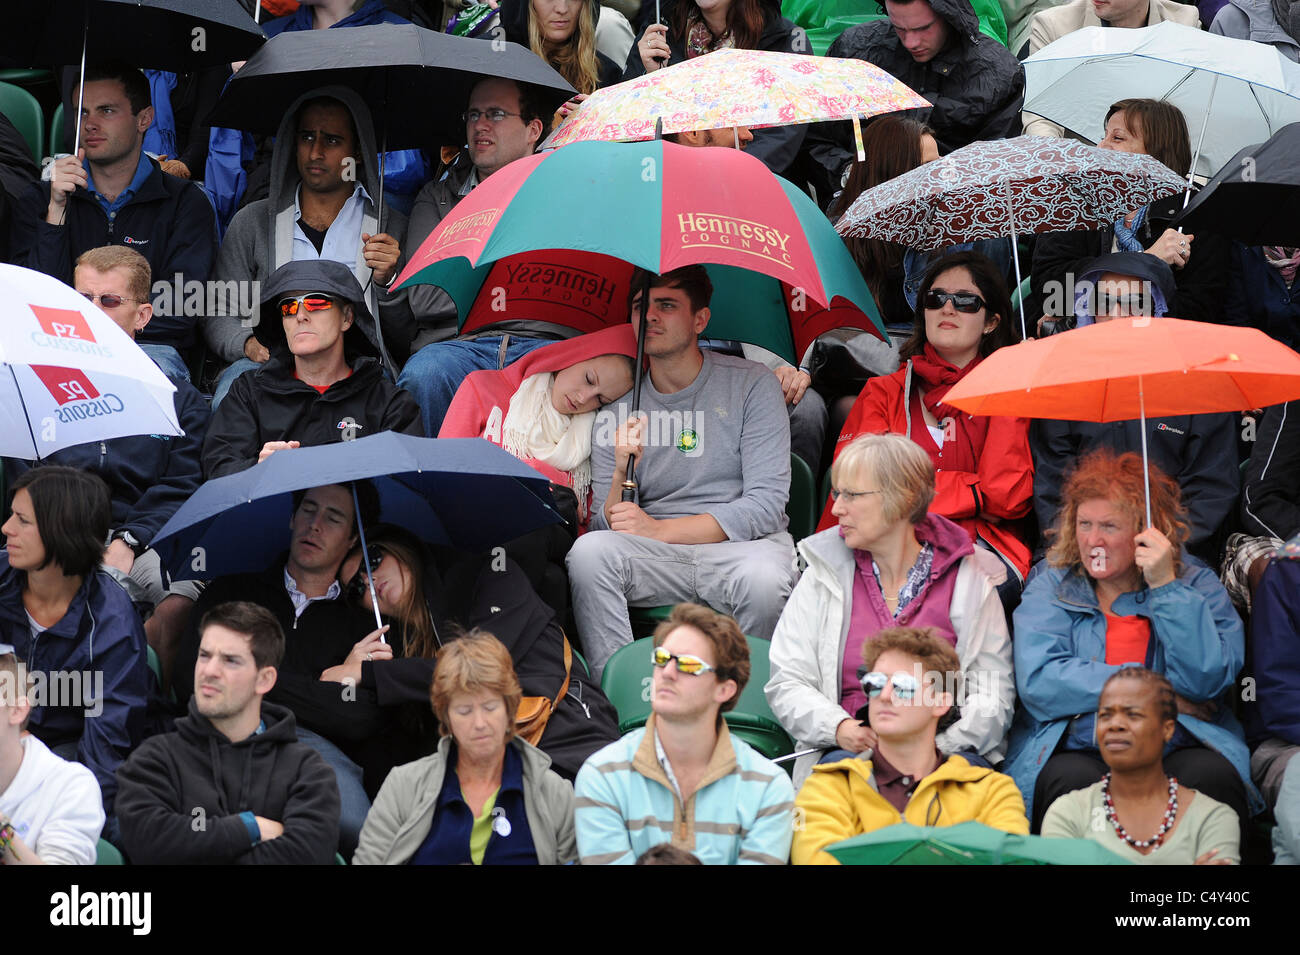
[151,433,563,589]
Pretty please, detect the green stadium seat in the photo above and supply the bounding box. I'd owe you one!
[0,82,44,162]
[50,102,64,156]
[95,838,125,865]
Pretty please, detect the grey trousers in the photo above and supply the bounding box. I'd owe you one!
[566,530,797,680]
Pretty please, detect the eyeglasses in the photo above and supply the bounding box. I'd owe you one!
[277,293,337,318]
[651,647,716,676]
[462,108,521,125]
[81,292,139,309]
[858,669,920,701]
[923,290,986,314]
[830,488,882,502]
[346,549,385,600]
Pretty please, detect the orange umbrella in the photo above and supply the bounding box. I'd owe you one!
[944,317,1300,524]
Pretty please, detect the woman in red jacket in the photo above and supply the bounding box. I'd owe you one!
[819,251,1033,606]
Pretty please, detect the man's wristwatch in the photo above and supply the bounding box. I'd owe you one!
[111,530,148,558]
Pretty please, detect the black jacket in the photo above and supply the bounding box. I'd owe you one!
[819,0,1024,163]
[8,156,217,350]
[115,699,340,865]
[359,550,620,780]
[1030,191,1230,329]
[6,375,209,546]
[1031,413,1241,555]
[202,353,424,478]
[622,0,808,175]
[174,565,391,748]
[1241,400,1300,541]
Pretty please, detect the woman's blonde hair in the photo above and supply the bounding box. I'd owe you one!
[1046,448,1189,578]
[529,0,601,95]
[831,433,936,526]
[430,630,522,740]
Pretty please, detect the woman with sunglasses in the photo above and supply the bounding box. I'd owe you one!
[331,525,621,780]
[202,260,423,479]
[1041,667,1238,864]
[767,433,1014,788]
[792,627,1027,864]
[1005,449,1258,834]
[817,251,1034,607]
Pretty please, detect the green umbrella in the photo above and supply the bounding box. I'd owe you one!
[826,821,1134,865]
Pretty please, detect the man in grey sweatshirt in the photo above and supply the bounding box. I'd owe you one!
[567,266,798,679]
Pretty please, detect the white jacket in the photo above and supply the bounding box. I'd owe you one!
[764,526,1016,788]
[0,734,104,864]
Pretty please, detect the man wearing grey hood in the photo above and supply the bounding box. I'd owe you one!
[204,86,414,404]
[1212,0,1300,61]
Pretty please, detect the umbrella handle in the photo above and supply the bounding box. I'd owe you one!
[352,483,387,639]
[621,271,653,504]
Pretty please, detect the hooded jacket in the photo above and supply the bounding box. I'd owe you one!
[815,358,1035,577]
[499,0,624,89]
[1029,190,1230,329]
[622,0,809,175]
[115,698,340,864]
[1212,0,1300,60]
[202,261,424,479]
[1241,401,1300,541]
[765,519,1016,788]
[1054,251,1176,331]
[0,553,149,816]
[1030,412,1240,555]
[5,374,209,547]
[209,85,413,369]
[792,752,1028,864]
[0,734,104,866]
[825,0,1025,156]
[1005,560,1263,819]
[439,325,638,511]
[353,733,576,865]
[1248,536,1300,746]
[9,157,217,350]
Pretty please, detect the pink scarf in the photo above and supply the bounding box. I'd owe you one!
[1264,247,1300,287]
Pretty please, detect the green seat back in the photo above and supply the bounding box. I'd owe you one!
[95,838,125,865]
[50,101,64,156]
[0,82,44,162]
[787,453,817,543]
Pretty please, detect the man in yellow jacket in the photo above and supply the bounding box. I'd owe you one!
[793,627,1027,864]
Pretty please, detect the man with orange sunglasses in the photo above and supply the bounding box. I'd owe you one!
[202,259,422,479]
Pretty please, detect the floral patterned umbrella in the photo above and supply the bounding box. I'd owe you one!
[542,48,929,160]
[835,137,1188,337]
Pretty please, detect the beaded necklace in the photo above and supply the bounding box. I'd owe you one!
[1101,772,1179,851]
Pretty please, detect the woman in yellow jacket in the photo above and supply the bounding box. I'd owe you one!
[793,627,1028,865]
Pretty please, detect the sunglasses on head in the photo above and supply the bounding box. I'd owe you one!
[651,646,716,676]
[923,289,986,314]
[857,668,920,701]
[277,293,337,318]
[81,292,137,309]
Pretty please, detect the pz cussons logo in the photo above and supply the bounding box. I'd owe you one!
[32,366,101,405]
[33,305,97,342]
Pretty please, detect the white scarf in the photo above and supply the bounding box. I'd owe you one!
[502,372,595,519]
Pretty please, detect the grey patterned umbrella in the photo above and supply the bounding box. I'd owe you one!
[835,138,1188,337]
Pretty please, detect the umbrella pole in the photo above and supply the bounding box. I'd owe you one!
[621,270,653,503]
[1003,180,1027,340]
[73,11,88,156]
[1139,377,1153,529]
[1183,73,1219,210]
[352,482,386,638]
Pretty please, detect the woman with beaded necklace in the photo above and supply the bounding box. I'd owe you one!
[1042,668,1238,864]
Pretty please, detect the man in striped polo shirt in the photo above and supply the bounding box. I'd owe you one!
[574,603,794,864]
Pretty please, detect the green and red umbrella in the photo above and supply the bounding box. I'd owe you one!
[393,139,885,366]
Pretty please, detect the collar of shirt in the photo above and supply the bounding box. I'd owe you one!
[292,181,372,266]
[653,727,684,802]
[85,151,153,218]
[245,719,267,741]
[458,167,479,197]
[436,741,524,809]
[282,566,341,622]
[871,747,943,792]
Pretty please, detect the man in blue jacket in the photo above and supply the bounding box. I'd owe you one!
[9,62,217,382]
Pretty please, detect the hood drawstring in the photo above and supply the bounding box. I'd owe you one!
[208,736,228,815]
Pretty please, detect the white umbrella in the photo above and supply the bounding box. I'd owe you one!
[0,264,181,459]
[1023,22,1300,180]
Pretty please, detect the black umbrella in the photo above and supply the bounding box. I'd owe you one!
[1171,122,1300,246]
[204,22,577,152]
[3,0,266,72]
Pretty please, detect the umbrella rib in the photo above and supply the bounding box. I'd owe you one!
[6,363,42,461]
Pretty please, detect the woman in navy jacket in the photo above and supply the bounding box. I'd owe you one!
[0,467,149,823]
